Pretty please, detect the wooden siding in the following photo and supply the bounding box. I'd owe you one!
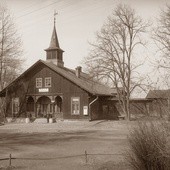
[89,97,120,120]
[5,64,90,119]
[148,99,169,118]
[89,96,100,120]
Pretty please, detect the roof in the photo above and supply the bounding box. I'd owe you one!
[109,97,152,102]
[146,90,170,99]
[0,60,117,97]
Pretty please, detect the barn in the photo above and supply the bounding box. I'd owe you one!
[0,24,119,121]
[146,90,170,118]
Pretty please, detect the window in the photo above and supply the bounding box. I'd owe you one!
[47,52,52,59]
[36,78,42,88]
[52,51,56,59]
[71,97,80,115]
[45,77,51,87]
[12,98,19,115]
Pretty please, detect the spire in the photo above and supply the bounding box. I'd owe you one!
[49,11,60,49]
[49,24,60,49]
[44,11,64,67]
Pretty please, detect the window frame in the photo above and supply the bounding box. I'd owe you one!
[36,78,42,88]
[71,97,80,115]
[45,77,51,87]
[12,97,20,115]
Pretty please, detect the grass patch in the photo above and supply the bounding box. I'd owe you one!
[126,121,170,170]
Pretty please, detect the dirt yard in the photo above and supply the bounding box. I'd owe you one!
[0,120,133,170]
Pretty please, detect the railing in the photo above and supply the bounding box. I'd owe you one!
[0,151,123,168]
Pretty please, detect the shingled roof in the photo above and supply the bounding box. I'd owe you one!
[146,90,170,99]
[0,60,117,97]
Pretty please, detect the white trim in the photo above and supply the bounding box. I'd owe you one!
[36,78,42,88]
[12,97,20,116]
[39,88,49,92]
[45,77,51,87]
[71,97,80,115]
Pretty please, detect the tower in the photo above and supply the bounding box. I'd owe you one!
[44,12,64,67]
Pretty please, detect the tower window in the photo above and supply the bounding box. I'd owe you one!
[36,78,42,88]
[45,77,51,87]
[52,51,56,59]
[47,52,52,59]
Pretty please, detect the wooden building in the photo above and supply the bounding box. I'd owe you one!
[146,90,170,118]
[0,24,118,121]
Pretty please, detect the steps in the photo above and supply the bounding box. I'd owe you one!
[33,118,48,124]
[6,118,26,123]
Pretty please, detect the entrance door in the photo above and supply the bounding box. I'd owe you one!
[36,96,51,118]
[54,96,63,119]
[26,96,35,117]
[42,104,48,115]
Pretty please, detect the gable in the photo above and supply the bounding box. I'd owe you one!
[27,66,88,95]
[0,60,116,97]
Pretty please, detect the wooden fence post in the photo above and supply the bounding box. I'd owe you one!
[9,154,11,166]
[85,150,87,163]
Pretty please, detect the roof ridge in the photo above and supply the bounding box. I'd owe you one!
[0,60,116,97]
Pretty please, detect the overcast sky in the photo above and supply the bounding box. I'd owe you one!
[3,0,169,72]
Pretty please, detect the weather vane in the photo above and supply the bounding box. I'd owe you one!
[54,10,58,25]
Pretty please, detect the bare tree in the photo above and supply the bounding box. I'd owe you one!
[84,4,148,120]
[0,4,23,91]
[153,4,170,89]
[154,4,170,65]
[0,4,23,120]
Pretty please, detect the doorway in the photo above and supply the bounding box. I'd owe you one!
[26,96,35,117]
[54,96,63,119]
[36,96,51,117]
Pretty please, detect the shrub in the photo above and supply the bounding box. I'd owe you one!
[126,121,170,170]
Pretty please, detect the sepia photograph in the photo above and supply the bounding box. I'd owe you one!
[0,0,170,169]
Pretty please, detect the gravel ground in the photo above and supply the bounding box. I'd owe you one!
[0,120,131,133]
[0,120,131,170]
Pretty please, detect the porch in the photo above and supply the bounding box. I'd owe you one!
[25,95,63,119]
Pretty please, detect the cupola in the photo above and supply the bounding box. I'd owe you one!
[44,14,64,67]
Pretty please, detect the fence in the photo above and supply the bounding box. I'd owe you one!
[0,151,123,167]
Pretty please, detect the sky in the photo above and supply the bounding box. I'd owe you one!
[3,0,168,72]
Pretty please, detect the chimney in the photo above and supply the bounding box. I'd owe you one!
[75,66,82,78]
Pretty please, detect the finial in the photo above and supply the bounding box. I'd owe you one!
[54,10,58,25]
